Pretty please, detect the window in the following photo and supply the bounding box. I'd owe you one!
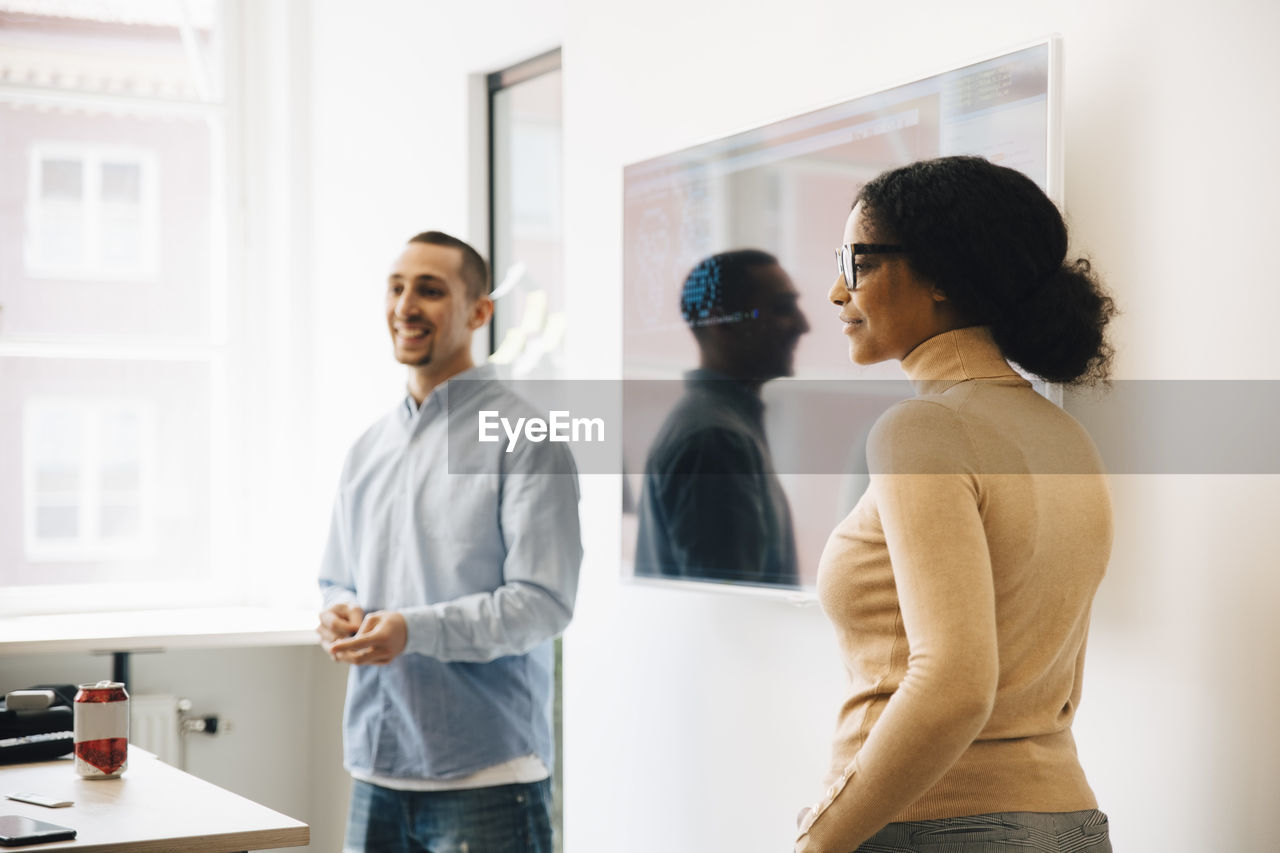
[0,0,231,613]
[488,50,566,379]
[26,145,159,280]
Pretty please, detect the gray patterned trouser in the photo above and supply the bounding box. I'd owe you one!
[855,809,1111,852]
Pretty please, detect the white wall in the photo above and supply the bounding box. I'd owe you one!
[557,1,1280,852]
[307,0,565,486]
[254,1,1278,852]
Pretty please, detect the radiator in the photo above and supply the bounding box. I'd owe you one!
[129,693,182,765]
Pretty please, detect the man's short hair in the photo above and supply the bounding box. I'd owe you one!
[407,231,490,302]
[680,249,778,330]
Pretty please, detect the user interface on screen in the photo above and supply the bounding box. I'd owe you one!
[621,41,1057,592]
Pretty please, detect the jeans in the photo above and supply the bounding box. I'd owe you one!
[855,809,1111,852]
[343,778,553,853]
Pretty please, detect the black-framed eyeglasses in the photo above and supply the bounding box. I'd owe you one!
[835,243,906,291]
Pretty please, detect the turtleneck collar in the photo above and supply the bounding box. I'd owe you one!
[899,326,1028,395]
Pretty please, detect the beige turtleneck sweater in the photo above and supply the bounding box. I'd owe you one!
[796,327,1113,853]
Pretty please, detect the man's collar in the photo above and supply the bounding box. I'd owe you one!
[401,362,499,423]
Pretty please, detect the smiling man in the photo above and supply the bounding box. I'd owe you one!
[316,231,582,853]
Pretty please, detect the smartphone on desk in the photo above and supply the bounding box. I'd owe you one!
[0,815,76,847]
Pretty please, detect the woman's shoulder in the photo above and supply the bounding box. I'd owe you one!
[869,386,1107,477]
[866,398,976,475]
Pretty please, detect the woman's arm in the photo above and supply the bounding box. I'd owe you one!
[796,401,1000,852]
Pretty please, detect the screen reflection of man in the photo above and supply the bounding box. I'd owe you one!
[634,249,809,587]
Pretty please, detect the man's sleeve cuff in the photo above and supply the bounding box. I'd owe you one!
[321,586,359,609]
[400,606,442,657]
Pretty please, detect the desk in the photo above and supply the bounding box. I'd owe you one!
[0,751,308,852]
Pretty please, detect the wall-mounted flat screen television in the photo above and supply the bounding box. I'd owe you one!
[620,38,1063,595]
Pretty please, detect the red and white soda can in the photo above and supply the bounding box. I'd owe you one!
[73,681,129,778]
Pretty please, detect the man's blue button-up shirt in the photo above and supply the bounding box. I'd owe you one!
[319,364,582,780]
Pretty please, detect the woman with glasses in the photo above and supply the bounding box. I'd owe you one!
[795,156,1117,853]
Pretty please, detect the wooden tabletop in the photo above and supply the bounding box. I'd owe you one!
[0,751,308,852]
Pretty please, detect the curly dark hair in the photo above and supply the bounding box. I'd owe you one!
[855,156,1117,386]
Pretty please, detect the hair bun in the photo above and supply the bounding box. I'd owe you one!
[991,258,1117,385]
